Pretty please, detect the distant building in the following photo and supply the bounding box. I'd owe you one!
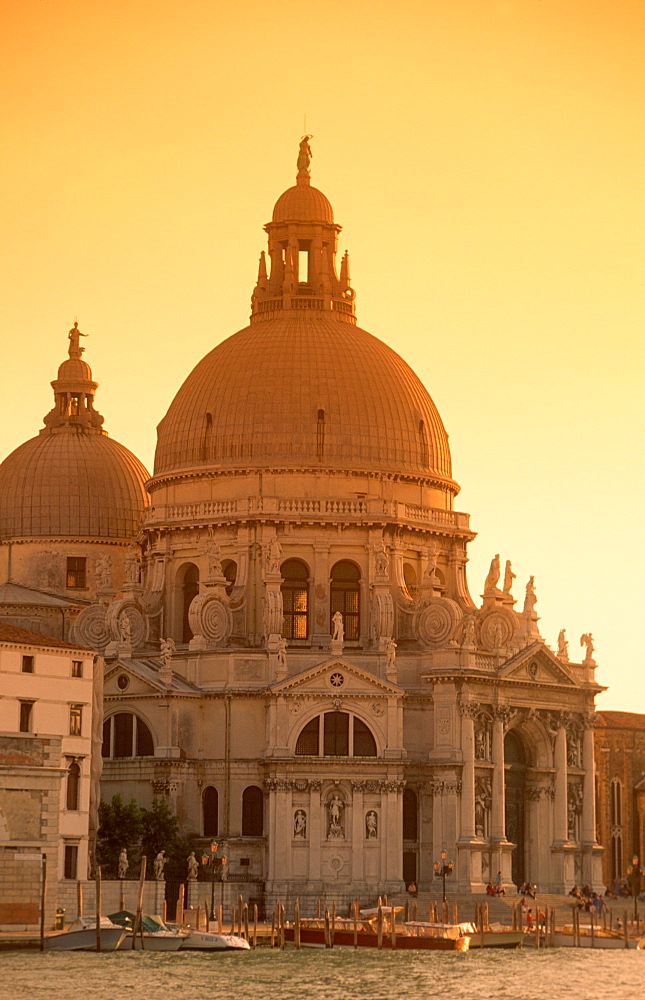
[0,623,95,927]
[594,711,645,886]
[0,143,608,906]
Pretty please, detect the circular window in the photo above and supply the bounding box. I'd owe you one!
[528,661,538,679]
[117,674,130,691]
[329,672,345,688]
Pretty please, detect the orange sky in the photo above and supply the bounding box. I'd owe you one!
[1,0,642,709]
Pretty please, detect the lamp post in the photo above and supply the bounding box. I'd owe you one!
[626,855,644,924]
[209,841,219,921]
[433,849,454,903]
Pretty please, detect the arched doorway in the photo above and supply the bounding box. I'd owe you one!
[504,730,527,886]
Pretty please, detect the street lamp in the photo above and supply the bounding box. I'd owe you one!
[433,849,454,903]
[626,855,644,924]
[209,841,219,921]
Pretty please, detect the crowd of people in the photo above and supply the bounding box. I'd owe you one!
[568,883,606,915]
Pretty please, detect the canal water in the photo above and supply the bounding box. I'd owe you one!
[0,948,642,1000]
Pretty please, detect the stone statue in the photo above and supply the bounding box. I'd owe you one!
[503,560,516,595]
[266,536,283,576]
[95,553,112,590]
[204,534,221,578]
[160,637,176,669]
[187,851,199,880]
[328,793,344,838]
[557,629,569,660]
[332,611,344,642]
[461,615,476,648]
[385,638,397,674]
[523,576,537,614]
[297,135,313,175]
[124,547,139,586]
[365,810,378,839]
[580,633,595,660]
[484,554,500,593]
[293,809,307,838]
[374,539,389,577]
[277,636,287,672]
[153,851,166,880]
[474,725,487,760]
[423,545,438,583]
[118,848,128,879]
[475,798,485,838]
[68,321,88,358]
[119,613,132,644]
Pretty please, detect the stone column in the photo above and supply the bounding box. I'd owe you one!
[275,782,292,881]
[266,780,277,881]
[311,545,330,647]
[553,723,569,843]
[308,781,322,882]
[459,707,476,841]
[581,724,596,844]
[351,781,364,883]
[490,712,506,841]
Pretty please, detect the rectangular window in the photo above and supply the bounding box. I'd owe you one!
[22,655,34,673]
[19,701,34,732]
[66,557,86,589]
[324,712,349,756]
[71,660,83,678]
[64,844,78,880]
[69,704,83,736]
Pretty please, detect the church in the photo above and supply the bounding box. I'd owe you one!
[0,140,604,906]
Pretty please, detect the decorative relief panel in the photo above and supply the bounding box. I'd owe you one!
[477,608,516,652]
[106,598,147,648]
[415,597,460,647]
[188,592,232,647]
[72,603,109,650]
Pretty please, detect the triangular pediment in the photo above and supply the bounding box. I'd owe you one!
[103,657,199,697]
[271,657,403,698]
[498,642,580,687]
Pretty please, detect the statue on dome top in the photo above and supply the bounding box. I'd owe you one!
[68,321,88,358]
[297,135,313,176]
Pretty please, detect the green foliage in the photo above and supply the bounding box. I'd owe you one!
[140,797,180,857]
[97,794,144,874]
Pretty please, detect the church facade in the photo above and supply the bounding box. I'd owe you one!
[0,142,604,904]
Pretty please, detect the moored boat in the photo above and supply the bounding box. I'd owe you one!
[179,929,250,951]
[459,921,525,949]
[551,926,645,950]
[108,910,186,951]
[45,915,127,951]
[284,915,470,951]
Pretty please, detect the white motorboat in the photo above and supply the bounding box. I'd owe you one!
[108,909,186,951]
[179,929,250,951]
[46,915,127,951]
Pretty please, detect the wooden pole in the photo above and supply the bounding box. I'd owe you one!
[230,903,236,934]
[294,898,300,950]
[176,883,185,924]
[95,865,102,952]
[218,902,223,933]
[324,908,330,949]
[133,856,146,950]
[391,905,396,950]
[377,903,383,950]
[404,898,409,922]
[252,903,258,949]
[316,898,321,918]
[39,853,47,953]
[452,900,458,925]
[77,880,83,919]
[120,890,125,911]
[243,903,249,943]
[331,900,336,949]
[590,909,595,948]
[624,910,629,949]
[238,894,244,935]
[353,898,358,949]
[280,902,286,950]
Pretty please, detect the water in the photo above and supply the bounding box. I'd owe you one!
[0,948,642,1000]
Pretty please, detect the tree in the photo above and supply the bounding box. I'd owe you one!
[97,794,144,875]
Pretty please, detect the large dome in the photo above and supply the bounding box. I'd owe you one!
[0,323,150,540]
[153,317,454,486]
[0,432,150,540]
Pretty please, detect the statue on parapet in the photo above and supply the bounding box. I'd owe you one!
[503,560,516,595]
[484,554,500,593]
[297,135,313,175]
[187,851,199,881]
[557,629,569,661]
[266,536,283,576]
[154,851,166,880]
[118,848,129,879]
[160,637,176,670]
[332,611,344,642]
[523,576,537,614]
[580,633,595,662]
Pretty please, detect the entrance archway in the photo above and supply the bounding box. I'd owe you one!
[504,730,527,886]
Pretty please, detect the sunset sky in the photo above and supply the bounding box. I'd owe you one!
[1,1,642,709]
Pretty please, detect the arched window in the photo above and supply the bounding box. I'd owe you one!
[66,761,80,811]
[182,564,199,643]
[281,559,309,640]
[330,561,360,641]
[504,730,526,765]
[295,712,377,757]
[242,785,264,836]
[102,713,154,758]
[403,789,418,841]
[221,560,237,596]
[403,563,417,600]
[203,786,219,836]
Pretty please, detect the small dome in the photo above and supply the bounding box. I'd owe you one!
[0,432,150,540]
[56,357,93,382]
[272,181,334,224]
[153,317,454,487]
